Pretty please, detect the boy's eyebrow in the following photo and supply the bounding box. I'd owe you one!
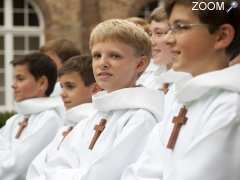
[171,19,192,24]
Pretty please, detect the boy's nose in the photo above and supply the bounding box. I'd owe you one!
[164,31,176,47]
[11,82,17,89]
[99,57,110,69]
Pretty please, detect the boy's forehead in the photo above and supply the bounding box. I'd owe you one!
[169,4,200,23]
[59,71,82,81]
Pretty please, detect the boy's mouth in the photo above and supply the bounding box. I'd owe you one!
[97,72,113,80]
[171,49,181,57]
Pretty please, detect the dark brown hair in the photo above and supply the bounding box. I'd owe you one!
[58,55,95,86]
[11,52,57,96]
[164,0,240,59]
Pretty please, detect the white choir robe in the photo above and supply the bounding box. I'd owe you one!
[122,64,240,180]
[26,87,164,180]
[27,103,97,178]
[50,82,62,97]
[0,97,64,180]
[136,60,167,89]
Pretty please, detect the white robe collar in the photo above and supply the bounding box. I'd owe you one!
[64,103,96,126]
[154,69,192,88]
[15,96,64,118]
[175,65,240,103]
[92,87,164,120]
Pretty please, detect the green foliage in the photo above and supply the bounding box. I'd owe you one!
[0,111,15,128]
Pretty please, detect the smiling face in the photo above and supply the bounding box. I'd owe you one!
[92,41,147,92]
[12,65,46,102]
[59,72,93,110]
[150,20,174,66]
[165,4,222,76]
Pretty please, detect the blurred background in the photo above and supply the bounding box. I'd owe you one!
[0,0,161,112]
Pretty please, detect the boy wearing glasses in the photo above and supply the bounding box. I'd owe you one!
[122,0,240,180]
[137,6,175,90]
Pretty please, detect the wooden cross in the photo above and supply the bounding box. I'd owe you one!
[15,118,28,139]
[89,119,107,150]
[159,83,169,94]
[57,126,73,150]
[167,106,188,150]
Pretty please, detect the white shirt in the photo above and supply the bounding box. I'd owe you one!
[122,65,240,180]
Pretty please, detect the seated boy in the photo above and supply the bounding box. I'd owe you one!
[27,55,99,178]
[40,38,81,97]
[26,19,164,180]
[136,6,175,90]
[122,0,240,180]
[0,52,63,180]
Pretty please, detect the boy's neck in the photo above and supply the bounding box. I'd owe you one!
[192,53,229,77]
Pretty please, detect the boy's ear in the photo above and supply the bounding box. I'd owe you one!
[91,83,103,95]
[37,76,48,95]
[214,24,235,50]
[136,55,149,74]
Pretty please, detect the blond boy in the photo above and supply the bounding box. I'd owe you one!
[27,19,164,180]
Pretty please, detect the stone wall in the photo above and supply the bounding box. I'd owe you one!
[35,0,159,53]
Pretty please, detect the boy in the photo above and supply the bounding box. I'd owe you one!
[27,19,164,180]
[136,6,175,90]
[122,0,240,180]
[40,38,81,96]
[40,38,81,70]
[27,55,99,178]
[0,52,63,180]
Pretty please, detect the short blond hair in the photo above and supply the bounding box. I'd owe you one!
[89,19,152,59]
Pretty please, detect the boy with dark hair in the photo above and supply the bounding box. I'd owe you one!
[0,52,63,180]
[27,55,100,178]
[40,38,81,97]
[122,0,240,179]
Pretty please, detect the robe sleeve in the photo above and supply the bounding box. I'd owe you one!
[0,110,61,180]
[121,124,164,180]
[42,109,158,180]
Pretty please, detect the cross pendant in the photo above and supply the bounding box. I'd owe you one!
[89,119,107,150]
[167,106,188,150]
[57,126,74,150]
[160,83,169,94]
[15,118,28,139]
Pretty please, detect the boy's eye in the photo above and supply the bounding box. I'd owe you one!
[92,53,101,60]
[153,31,168,37]
[65,84,75,90]
[110,53,121,59]
[62,82,75,90]
[172,23,191,32]
[15,75,25,81]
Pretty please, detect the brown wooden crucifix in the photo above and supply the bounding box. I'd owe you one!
[15,118,28,139]
[89,119,107,150]
[57,126,74,150]
[167,106,188,150]
[160,83,169,94]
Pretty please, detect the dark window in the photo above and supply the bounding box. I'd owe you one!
[29,12,39,26]
[13,0,24,9]
[13,12,24,26]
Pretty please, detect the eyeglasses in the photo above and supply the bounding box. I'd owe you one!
[167,23,207,34]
